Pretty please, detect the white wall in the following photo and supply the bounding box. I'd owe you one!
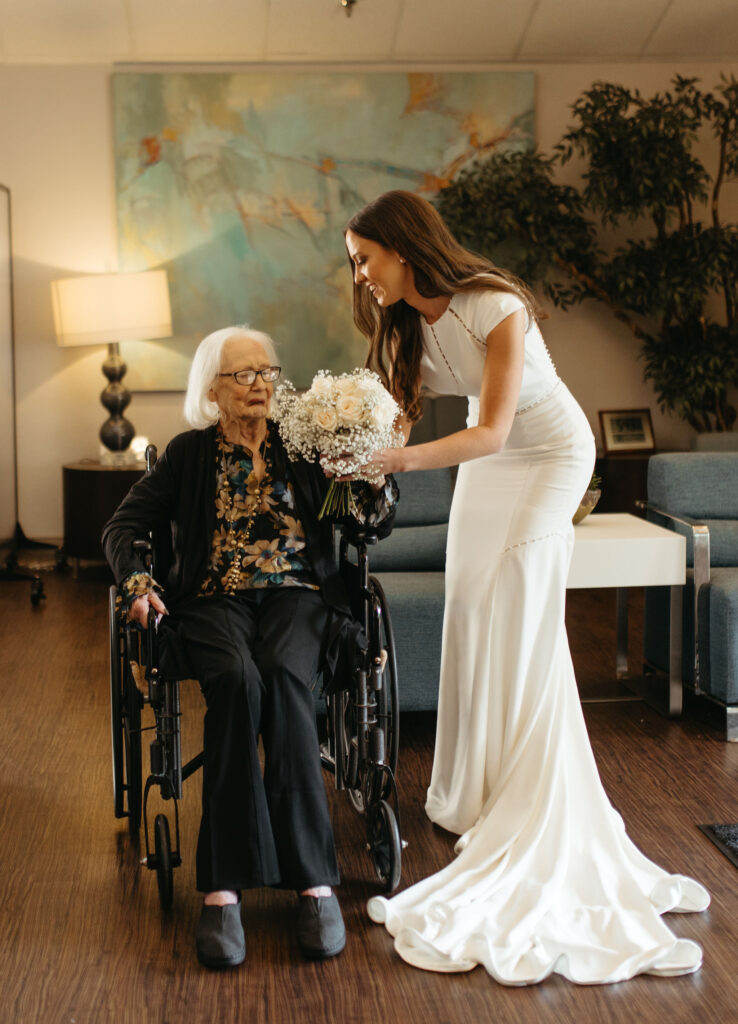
[1,61,736,539]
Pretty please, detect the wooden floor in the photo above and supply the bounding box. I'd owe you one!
[1,558,737,1024]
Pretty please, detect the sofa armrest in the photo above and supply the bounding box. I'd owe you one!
[637,500,711,692]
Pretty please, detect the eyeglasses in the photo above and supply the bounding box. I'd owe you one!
[218,366,281,386]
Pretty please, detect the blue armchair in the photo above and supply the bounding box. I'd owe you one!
[644,452,738,740]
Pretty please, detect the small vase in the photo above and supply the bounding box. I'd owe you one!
[572,488,602,525]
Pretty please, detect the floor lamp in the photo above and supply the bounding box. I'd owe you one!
[0,184,52,603]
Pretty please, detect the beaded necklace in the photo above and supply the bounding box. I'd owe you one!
[220,432,271,594]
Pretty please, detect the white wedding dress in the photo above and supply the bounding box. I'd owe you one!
[367,289,709,985]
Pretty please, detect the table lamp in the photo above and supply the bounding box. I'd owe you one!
[51,269,172,452]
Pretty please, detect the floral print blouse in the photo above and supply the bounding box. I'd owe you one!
[199,429,318,595]
[119,422,398,608]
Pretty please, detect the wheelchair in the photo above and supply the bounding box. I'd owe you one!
[109,447,403,909]
[320,526,403,893]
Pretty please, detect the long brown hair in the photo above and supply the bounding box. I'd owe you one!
[345,190,542,422]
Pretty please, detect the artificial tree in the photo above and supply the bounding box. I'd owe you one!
[436,75,738,432]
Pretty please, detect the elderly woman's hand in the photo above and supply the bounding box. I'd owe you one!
[129,591,168,629]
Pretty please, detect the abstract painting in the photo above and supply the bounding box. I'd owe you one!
[113,71,534,389]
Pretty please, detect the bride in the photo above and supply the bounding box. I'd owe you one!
[343,190,709,985]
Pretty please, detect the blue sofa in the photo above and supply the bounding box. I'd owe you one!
[644,452,738,740]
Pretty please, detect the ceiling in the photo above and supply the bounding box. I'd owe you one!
[0,0,736,66]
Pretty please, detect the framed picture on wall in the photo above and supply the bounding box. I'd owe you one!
[599,409,656,454]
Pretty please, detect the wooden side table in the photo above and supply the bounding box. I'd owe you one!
[62,461,144,568]
[595,453,654,516]
[568,512,687,717]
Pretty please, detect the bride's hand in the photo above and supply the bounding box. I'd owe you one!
[364,447,407,477]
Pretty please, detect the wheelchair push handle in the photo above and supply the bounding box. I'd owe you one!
[339,522,380,551]
[132,538,154,572]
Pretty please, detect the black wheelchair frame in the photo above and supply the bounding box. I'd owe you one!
[321,529,403,893]
[109,447,403,909]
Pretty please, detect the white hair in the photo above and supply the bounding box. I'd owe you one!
[183,325,279,430]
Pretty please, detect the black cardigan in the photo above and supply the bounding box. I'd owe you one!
[102,424,395,620]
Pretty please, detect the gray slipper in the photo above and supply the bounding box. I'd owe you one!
[296,893,346,960]
[196,901,246,969]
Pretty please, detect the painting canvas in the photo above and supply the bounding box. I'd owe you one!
[113,71,534,390]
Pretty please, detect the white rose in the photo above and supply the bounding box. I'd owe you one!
[335,377,359,396]
[336,394,364,424]
[310,375,333,398]
[355,375,381,396]
[371,401,397,428]
[313,406,338,431]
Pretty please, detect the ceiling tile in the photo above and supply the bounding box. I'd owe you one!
[394,0,537,59]
[0,0,737,65]
[645,0,738,57]
[0,0,130,61]
[519,0,670,59]
[130,0,269,60]
[265,0,398,60]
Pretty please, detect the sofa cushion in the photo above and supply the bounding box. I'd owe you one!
[395,468,453,526]
[661,517,738,568]
[374,571,446,711]
[701,568,738,704]
[645,567,738,704]
[367,523,447,572]
[648,453,738,519]
[684,520,738,568]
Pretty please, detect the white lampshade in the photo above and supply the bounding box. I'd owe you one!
[51,269,172,347]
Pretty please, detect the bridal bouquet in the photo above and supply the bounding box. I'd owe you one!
[273,368,403,518]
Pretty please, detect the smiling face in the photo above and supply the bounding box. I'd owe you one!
[345,229,413,308]
[207,335,274,428]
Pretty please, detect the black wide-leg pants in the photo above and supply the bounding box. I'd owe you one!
[159,588,339,893]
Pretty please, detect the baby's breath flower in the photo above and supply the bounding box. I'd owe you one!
[272,368,404,516]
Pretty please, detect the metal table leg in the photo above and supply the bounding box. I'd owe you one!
[667,583,684,716]
[615,587,628,678]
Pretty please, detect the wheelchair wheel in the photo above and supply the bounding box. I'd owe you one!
[369,577,400,799]
[123,671,143,836]
[121,622,143,835]
[154,814,174,910]
[329,690,365,814]
[367,799,402,894]
[346,736,364,814]
[110,589,126,820]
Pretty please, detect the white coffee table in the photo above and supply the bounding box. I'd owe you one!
[568,512,686,715]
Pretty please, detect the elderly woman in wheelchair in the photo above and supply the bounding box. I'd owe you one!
[103,325,397,969]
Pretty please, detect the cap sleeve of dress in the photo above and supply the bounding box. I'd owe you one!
[469,289,528,340]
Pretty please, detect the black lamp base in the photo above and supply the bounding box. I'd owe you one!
[100,342,135,452]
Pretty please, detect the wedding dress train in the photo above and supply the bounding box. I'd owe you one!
[368,382,709,985]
